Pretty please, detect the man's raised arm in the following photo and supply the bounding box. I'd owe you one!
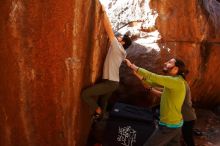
[102,6,115,42]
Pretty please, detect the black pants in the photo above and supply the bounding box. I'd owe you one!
[182,120,195,146]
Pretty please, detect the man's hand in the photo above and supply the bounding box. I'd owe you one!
[125,58,139,71]
[101,4,106,13]
[101,4,115,42]
[124,59,132,67]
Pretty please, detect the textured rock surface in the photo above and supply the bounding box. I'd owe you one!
[1,0,220,145]
[0,0,108,146]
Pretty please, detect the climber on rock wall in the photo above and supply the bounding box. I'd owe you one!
[81,5,132,120]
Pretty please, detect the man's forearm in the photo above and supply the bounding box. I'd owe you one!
[151,88,162,97]
[102,9,114,41]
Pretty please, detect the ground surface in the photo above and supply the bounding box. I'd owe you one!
[194,108,220,146]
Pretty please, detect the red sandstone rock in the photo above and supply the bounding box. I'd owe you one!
[150,0,220,42]
[0,0,108,146]
[1,0,220,145]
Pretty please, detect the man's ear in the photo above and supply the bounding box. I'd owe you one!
[173,66,179,74]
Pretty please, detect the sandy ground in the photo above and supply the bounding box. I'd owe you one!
[194,108,220,146]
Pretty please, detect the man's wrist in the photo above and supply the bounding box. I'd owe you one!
[129,63,133,69]
[129,64,139,71]
[148,86,153,92]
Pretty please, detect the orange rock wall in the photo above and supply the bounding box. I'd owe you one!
[150,0,220,42]
[0,0,107,146]
[0,0,220,145]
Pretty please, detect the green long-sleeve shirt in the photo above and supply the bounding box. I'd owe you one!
[137,68,186,128]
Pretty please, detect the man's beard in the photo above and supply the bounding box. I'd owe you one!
[163,66,174,74]
[163,68,168,73]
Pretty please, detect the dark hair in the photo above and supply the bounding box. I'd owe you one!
[174,58,189,79]
[122,34,132,50]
